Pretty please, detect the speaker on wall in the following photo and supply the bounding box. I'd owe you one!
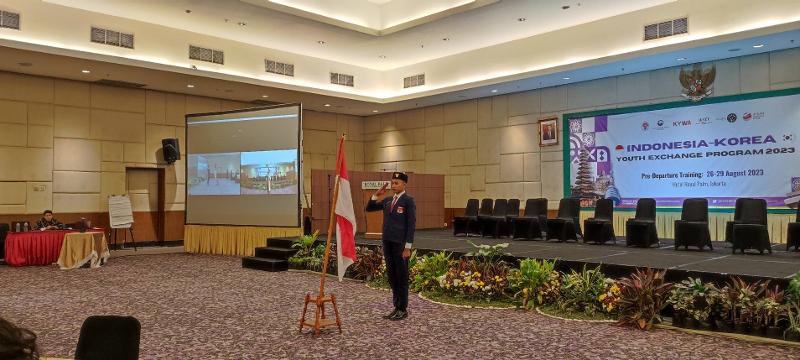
[162,138,180,164]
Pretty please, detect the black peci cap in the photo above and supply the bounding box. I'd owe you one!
[392,172,408,183]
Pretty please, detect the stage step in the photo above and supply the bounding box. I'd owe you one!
[242,257,288,272]
[267,237,296,249]
[254,246,297,259]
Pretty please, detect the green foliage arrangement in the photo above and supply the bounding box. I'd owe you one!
[411,251,452,292]
[508,258,558,309]
[559,265,607,315]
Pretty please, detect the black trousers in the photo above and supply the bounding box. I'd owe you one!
[382,240,409,311]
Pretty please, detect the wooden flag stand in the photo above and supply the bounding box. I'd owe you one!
[299,135,345,336]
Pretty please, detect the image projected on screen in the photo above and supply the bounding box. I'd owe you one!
[186,105,301,227]
[240,150,298,195]
[187,153,241,196]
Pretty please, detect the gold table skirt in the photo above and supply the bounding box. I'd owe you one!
[184,225,302,256]
[57,232,110,270]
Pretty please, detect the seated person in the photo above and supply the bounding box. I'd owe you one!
[36,210,64,230]
[0,317,39,360]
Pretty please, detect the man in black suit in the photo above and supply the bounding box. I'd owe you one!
[366,172,416,321]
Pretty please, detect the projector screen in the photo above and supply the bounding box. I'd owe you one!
[185,105,301,227]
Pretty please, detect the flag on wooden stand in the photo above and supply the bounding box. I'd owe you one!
[335,137,357,281]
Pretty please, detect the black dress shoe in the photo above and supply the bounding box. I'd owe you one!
[382,310,398,319]
[390,310,408,321]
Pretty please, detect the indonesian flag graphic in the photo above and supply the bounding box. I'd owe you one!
[335,137,357,281]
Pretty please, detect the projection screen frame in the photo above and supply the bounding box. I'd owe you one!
[562,87,800,214]
[184,103,303,227]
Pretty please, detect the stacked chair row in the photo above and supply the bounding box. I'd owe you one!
[453,197,800,253]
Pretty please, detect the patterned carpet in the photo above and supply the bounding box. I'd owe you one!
[1,253,798,359]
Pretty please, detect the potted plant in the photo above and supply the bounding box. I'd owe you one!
[668,278,715,329]
[757,284,786,338]
[667,281,692,327]
[617,268,673,330]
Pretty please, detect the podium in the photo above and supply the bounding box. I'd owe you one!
[362,181,390,239]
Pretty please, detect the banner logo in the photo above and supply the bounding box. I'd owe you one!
[727,113,737,123]
[641,121,649,131]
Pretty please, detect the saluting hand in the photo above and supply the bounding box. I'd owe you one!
[374,182,389,197]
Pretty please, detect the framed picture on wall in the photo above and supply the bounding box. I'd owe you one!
[539,117,559,147]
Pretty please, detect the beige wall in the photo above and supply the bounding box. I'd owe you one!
[362,48,800,209]
[0,71,361,216]
[2,47,800,216]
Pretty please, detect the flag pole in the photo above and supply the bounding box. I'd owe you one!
[318,134,345,297]
[299,134,345,335]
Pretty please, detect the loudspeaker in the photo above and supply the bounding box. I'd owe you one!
[162,138,180,164]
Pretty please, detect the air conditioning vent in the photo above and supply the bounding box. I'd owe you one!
[643,17,688,41]
[90,27,135,49]
[0,10,21,30]
[94,79,147,89]
[330,72,354,87]
[189,45,224,65]
[265,59,294,77]
[403,74,425,88]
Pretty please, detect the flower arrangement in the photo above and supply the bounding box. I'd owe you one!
[438,258,509,300]
[598,279,621,313]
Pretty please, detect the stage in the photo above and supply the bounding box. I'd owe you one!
[344,229,800,286]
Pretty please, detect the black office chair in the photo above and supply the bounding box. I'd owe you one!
[453,199,479,236]
[727,198,771,254]
[75,315,141,360]
[480,199,508,237]
[626,198,659,247]
[787,206,800,251]
[512,198,548,240]
[546,198,582,242]
[674,198,712,250]
[583,198,615,244]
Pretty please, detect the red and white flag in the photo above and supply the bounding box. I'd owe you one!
[335,137,357,281]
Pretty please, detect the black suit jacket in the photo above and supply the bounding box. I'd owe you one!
[365,193,416,246]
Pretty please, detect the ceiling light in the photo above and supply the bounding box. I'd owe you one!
[442,37,450,41]
[238,22,247,26]
[753,44,765,48]
[562,5,571,10]
[378,55,386,59]
[518,17,527,22]
[562,77,571,80]
[728,48,741,52]
[491,89,498,93]
[187,84,195,88]
[81,69,91,74]
[372,110,379,113]
[324,104,331,107]
[261,95,269,98]
[318,40,326,45]
[676,57,687,61]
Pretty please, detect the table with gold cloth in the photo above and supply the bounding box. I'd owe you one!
[57,232,110,270]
